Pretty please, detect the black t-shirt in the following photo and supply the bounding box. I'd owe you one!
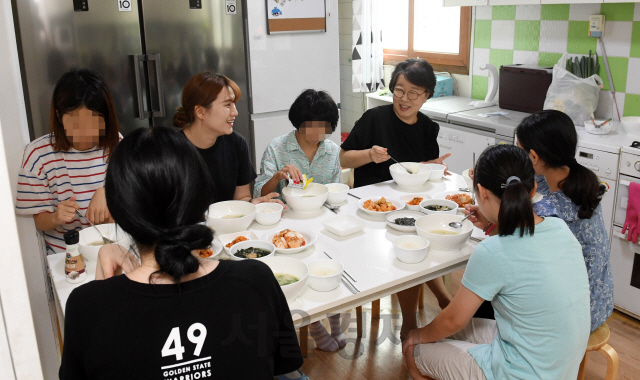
[59,260,303,380]
[341,105,440,188]
[183,131,257,202]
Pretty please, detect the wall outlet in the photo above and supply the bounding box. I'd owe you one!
[589,14,605,38]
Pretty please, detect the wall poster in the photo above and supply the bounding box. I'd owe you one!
[266,0,326,34]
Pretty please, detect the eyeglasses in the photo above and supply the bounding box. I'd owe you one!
[393,88,426,101]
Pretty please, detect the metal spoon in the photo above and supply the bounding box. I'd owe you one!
[323,203,340,214]
[75,210,115,244]
[388,155,413,174]
[449,211,476,229]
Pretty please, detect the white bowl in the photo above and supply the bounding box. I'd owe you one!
[262,229,317,254]
[462,169,474,191]
[432,190,474,211]
[254,203,283,226]
[621,117,640,135]
[260,256,309,302]
[282,182,329,214]
[207,201,256,234]
[399,194,431,211]
[415,214,473,253]
[326,183,349,204]
[427,164,446,181]
[228,240,276,261]
[78,223,132,263]
[358,196,405,216]
[307,259,344,292]
[419,198,459,215]
[389,162,431,189]
[385,210,425,232]
[322,215,366,237]
[197,239,223,260]
[393,235,430,264]
[584,120,611,135]
[217,230,259,254]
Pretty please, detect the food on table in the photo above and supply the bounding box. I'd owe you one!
[394,217,416,226]
[197,248,214,258]
[397,241,423,249]
[300,195,316,198]
[327,185,340,192]
[225,236,248,248]
[234,247,272,259]
[430,230,459,235]
[363,197,397,212]
[275,273,299,286]
[310,266,340,277]
[407,197,423,206]
[425,204,453,211]
[88,240,105,246]
[445,193,473,208]
[406,164,419,174]
[260,207,276,213]
[272,229,306,249]
[220,213,244,219]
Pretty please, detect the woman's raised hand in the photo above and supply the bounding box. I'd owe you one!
[54,195,80,225]
[425,153,452,175]
[369,145,390,164]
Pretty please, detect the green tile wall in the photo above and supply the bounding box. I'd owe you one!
[541,4,570,21]
[567,21,597,55]
[514,21,540,51]
[600,3,635,22]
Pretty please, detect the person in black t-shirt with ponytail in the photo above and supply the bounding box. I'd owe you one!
[59,127,303,380]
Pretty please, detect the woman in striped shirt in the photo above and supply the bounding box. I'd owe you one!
[15,69,120,254]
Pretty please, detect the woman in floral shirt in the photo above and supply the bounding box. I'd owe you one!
[517,110,613,331]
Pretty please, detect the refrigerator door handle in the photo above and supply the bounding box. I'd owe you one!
[148,54,166,118]
[133,54,148,120]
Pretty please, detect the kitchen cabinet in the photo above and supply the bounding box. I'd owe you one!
[443,0,487,6]
[541,0,602,4]
[602,0,637,3]
[489,0,539,5]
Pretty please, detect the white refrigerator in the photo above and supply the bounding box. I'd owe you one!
[246,0,341,170]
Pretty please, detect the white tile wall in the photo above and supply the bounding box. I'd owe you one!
[338,0,366,133]
[515,5,541,20]
[490,21,516,50]
[539,21,569,54]
[601,21,633,58]
[569,4,602,22]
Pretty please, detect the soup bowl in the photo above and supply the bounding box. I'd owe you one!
[419,199,459,215]
[260,256,309,302]
[427,164,446,181]
[228,240,276,261]
[207,201,256,234]
[282,183,329,214]
[79,223,132,263]
[415,214,473,253]
[307,259,344,292]
[389,163,431,189]
[393,235,430,264]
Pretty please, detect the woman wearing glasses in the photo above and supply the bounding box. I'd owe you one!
[340,58,450,188]
[340,58,451,340]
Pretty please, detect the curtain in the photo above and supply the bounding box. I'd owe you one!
[352,0,384,92]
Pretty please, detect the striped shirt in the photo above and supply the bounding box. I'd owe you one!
[15,133,120,254]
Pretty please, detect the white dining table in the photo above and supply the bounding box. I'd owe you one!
[46,173,482,338]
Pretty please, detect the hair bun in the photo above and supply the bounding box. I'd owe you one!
[154,224,213,281]
[173,107,189,128]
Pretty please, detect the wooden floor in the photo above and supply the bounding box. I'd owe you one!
[298,269,640,380]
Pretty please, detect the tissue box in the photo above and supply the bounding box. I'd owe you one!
[433,75,453,98]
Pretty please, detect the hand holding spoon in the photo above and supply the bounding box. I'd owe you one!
[449,211,476,229]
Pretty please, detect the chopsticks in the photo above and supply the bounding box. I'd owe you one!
[348,193,361,200]
[324,251,359,294]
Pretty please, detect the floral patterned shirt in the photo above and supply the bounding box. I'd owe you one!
[533,175,614,331]
[254,130,341,202]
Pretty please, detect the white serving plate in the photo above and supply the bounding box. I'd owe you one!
[385,210,425,232]
[262,229,317,254]
[217,230,259,254]
[357,196,405,216]
[431,190,474,212]
[399,194,431,211]
[322,215,366,237]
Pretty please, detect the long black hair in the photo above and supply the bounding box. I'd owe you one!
[105,127,216,283]
[474,145,537,237]
[517,110,605,219]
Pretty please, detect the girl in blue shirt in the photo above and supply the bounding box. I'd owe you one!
[403,144,590,380]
